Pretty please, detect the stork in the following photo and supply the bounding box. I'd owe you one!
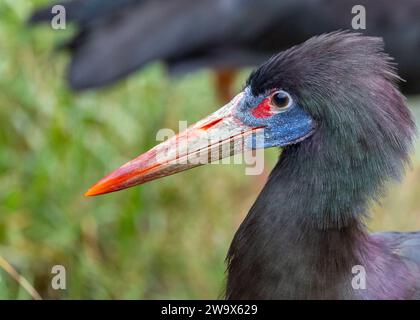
[85,32,420,299]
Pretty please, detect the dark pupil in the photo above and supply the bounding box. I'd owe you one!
[273,92,289,108]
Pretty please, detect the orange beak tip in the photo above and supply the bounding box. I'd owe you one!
[84,186,101,197]
[84,181,114,197]
[84,190,95,197]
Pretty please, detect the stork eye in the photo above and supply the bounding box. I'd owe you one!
[270,90,292,111]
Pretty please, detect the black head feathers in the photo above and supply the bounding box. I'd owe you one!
[248,31,399,97]
[247,32,415,228]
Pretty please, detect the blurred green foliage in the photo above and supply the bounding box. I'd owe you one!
[0,0,420,300]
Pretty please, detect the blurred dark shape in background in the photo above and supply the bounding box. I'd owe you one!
[29,0,420,99]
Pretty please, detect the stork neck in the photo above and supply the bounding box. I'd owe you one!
[271,123,402,229]
[226,130,404,299]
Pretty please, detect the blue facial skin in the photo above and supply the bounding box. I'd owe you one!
[235,87,316,149]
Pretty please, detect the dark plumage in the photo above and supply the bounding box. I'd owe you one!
[227,32,419,299]
[84,32,420,299]
[29,0,420,95]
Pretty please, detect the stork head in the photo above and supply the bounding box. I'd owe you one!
[85,32,414,197]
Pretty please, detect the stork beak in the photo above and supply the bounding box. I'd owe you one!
[85,92,264,197]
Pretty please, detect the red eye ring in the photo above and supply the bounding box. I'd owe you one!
[251,90,293,119]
